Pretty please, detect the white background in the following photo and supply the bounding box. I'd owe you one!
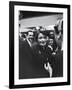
[0,0,71,90]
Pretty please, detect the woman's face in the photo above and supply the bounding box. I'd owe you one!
[38,33,47,46]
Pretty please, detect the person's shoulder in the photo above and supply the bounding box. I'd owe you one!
[32,43,38,50]
[19,39,28,48]
[22,39,29,44]
[54,49,63,62]
[56,49,63,56]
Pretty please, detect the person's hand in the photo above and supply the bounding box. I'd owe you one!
[44,62,52,78]
[52,52,56,55]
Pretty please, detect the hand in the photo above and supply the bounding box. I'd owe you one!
[44,62,52,78]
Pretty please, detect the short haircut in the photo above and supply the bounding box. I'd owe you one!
[35,31,48,41]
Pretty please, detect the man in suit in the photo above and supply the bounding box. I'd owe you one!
[19,30,36,79]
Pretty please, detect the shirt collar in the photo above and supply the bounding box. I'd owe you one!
[27,38,32,47]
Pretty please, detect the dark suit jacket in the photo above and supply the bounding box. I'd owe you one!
[32,44,53,78]
[19,40,36,79]
[19,40,51,79]
[52,50,63,77]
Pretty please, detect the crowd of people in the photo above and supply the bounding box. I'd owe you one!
[19,19,63,79]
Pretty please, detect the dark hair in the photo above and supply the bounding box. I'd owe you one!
[35,31,48,41]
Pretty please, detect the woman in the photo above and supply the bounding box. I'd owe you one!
[32,31,53,78]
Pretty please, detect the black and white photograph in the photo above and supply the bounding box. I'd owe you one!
[9,1,70,89]
[19,11,63,79]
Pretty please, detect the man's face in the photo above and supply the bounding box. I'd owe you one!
[38,33,47,46]
[27,31,34,43]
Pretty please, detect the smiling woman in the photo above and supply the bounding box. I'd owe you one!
[32,31,53,77]
[37,32,48,46]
